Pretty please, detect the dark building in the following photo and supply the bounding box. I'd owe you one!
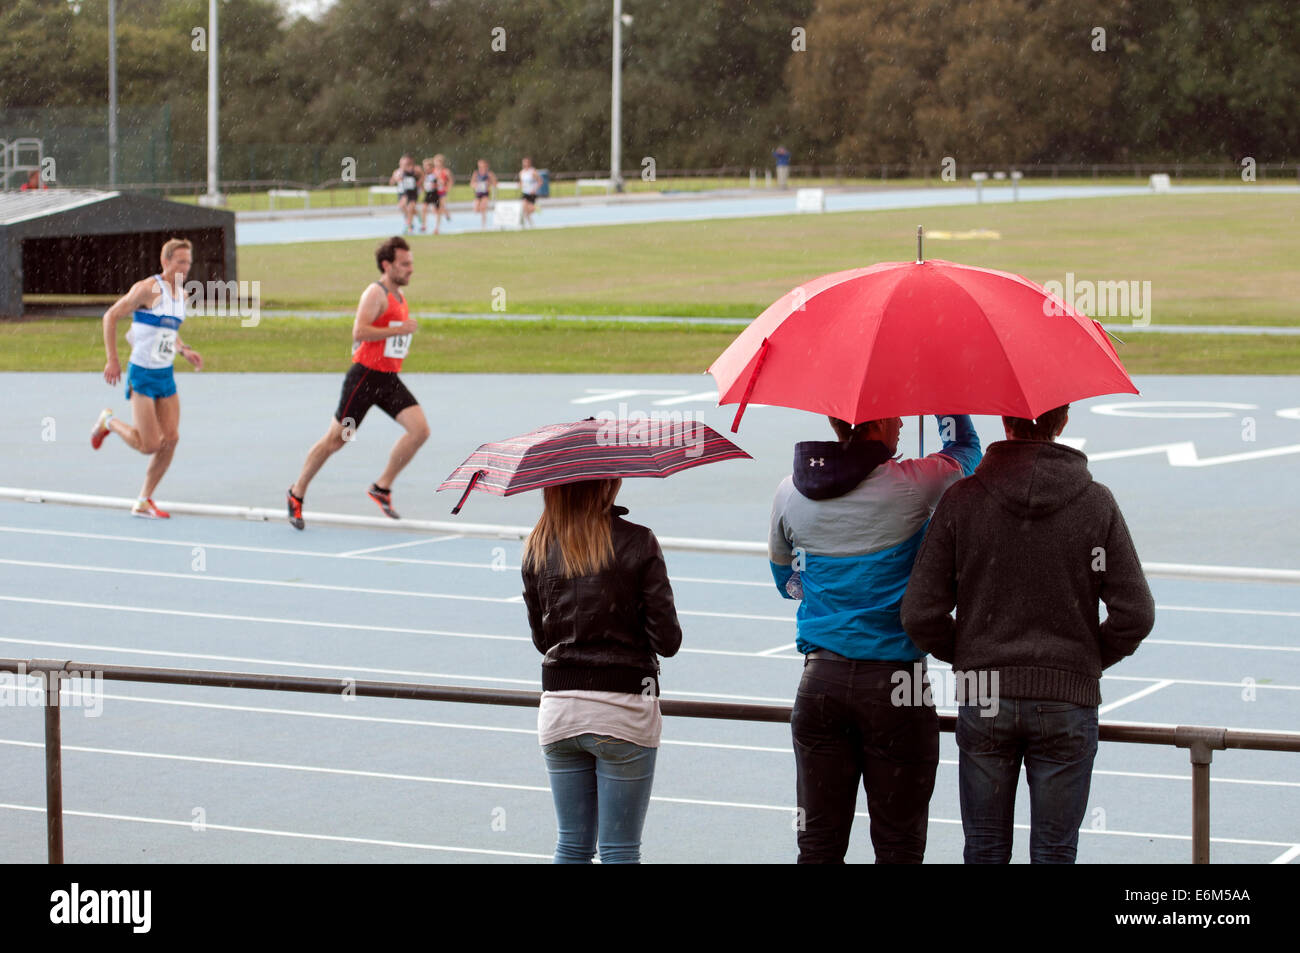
[0,190,235,318]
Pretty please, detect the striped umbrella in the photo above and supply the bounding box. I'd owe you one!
[438,417,751,514]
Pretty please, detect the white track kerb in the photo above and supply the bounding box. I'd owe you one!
[2,486,1297,583]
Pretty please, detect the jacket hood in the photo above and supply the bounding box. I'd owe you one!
[974,440,1093,519]
[792,439,893,500]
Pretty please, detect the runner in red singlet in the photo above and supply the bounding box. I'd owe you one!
[285,236,430,529]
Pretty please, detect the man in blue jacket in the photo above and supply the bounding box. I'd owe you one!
[769,414,981,863]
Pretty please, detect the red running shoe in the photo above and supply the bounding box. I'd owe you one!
[287,488,305,530]
[91,408,114,449]
[131,498,170,519]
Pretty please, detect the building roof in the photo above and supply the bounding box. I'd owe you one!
[0,189,118,226]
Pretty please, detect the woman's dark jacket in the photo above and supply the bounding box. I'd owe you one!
[522,506,682,695]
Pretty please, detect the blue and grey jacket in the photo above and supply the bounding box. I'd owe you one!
[768,415,982,661]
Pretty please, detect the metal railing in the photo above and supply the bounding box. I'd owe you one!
[3,656,1297,865]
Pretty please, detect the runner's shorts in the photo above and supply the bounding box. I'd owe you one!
[334,363,418,428]
[125,363,177,400]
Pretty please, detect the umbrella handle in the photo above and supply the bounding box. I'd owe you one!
[451,470,486,515]
[730,337,771,433]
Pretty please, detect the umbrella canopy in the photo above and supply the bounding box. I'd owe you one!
[438,417,751,513]
[708,256,1137,430]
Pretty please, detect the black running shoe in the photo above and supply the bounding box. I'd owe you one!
[287,488,305,530]
[368,483,400,519]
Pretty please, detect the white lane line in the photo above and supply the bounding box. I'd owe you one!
[1098,680,1175,715]
[11,701,1300,787]
[0,597,785,660]
[0,803,550,860]
[0,637,539,688]
[1145,638,1300,653]
[1157,604,1300,619]
[0,525,769,587]
[1271,845,1300,864]
[2,525,1297,597]
[0,638,792,705]
[756,642,798,657]
[0,556,788,621]
[0,557,517,606]
[4,627,1300,697]
[1,743,1292,847]
[337,535,464,557]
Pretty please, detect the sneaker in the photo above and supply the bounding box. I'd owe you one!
[286,488,305,530]
[91,408,113,449]
[131,498,170,519]
[368,483,400,519]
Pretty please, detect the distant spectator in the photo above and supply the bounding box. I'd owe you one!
[19,170,47,191]
[773,146,791,189]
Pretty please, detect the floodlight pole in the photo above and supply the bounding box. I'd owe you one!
[108,0,117,186]
[202,0,224,206]
[611,0,624,192]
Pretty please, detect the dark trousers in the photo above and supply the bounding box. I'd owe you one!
[791,657,939,863]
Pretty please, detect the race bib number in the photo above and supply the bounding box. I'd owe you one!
[151,329,177,364]
[384,332,411,359]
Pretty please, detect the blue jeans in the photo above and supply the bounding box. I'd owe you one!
[957,699,1099,864]
[540,733,658,864]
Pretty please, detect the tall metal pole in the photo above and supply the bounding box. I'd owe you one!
[108,0,118,187]
[204,0,222,204]
[611,0,623,192]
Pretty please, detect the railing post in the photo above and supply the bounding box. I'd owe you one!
[41,663,66,864]
[1175,726,1227,864]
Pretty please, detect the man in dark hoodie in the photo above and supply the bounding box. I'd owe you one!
[901,405,1155,864]
[769,413,982,863]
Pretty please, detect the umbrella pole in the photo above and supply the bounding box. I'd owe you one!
[915,226,925,455]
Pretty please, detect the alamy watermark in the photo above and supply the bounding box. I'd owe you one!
[891,662,1000,716]
[1042,272,1152,327]
[161,274,261,327]
[594,402,706,458]
[0,665,104,717]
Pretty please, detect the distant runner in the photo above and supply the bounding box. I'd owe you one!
[432,154,454,234]
[419,157,439,233]
[286,236,430,530]
[471,158,497,230]
[520,157,541,227]
[91,238,204,519]
[390,154,420,234]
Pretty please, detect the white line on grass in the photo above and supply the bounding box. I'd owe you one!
[0,802,550,860]
[1,746,1293,849]
[336,535,464,557]
[1098,680,1175,715]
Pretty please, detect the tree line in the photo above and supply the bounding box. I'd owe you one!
[1,0,1294,184]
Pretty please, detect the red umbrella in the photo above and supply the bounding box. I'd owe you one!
[708,236,1137,431]
[438,417,751,513]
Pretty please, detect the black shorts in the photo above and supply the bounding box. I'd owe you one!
[473,191,490,201]
[423,191,441,206]
[522,193,538,203]
[334,363,418,428]
[400,189,419,204]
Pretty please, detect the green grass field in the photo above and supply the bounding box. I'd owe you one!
[6,193,1299,373]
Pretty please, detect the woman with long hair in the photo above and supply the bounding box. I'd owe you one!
[521,478,682,864]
